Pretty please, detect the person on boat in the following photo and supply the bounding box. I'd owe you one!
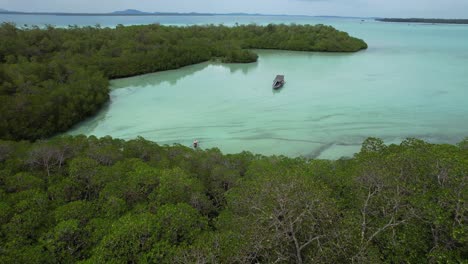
[193,139,199,149]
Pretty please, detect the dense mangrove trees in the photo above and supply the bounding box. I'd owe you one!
[0,136,466,263]
[0,23,367,141]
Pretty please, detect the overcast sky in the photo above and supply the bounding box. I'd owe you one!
[1,0,468,18]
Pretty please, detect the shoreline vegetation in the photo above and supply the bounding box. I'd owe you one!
[0,136,466,263]
[376,18,468,24]
[0,23,367,141]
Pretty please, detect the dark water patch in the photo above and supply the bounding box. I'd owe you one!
[304,143,335,159]
[231,135,353,146]
[119,125,244,137]
[220,61,259,75]
[433,90,449,95]
[232,132,278,141]
[318,121,415,128]
[306,113,346,122]
[337,125,400,131]
[456,53,468,60]
[303,141,362,159]
[112,125,136,132]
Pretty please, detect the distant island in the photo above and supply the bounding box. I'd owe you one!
[376,18,468,24]
[0,8,277,17]
[0,8,373,18]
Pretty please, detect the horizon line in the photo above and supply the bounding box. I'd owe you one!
[1,9,467,20]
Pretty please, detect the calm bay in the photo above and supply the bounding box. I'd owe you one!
[3,14,468,158]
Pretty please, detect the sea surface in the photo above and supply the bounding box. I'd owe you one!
[2,14,468,159]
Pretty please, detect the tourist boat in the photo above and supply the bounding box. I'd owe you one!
[273,75,285,89]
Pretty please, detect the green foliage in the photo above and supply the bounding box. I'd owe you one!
[218,163,338,263]
[42,219,88,263]
[153,203,208,246]
[0,23,367,141]
[0,136,465,263]
[154,168,211,214]
[92,213,158,263]
[54,200,95,224]
[92,204,207,264]
[4,172,43,192]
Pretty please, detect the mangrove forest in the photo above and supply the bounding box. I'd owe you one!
[0,136,466,263]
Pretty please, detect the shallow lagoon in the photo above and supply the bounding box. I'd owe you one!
[6,15,465,158]
[69,41,468,159]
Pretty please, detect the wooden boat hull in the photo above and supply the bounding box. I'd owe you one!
[273,82,284,89]
[273,75,285,89]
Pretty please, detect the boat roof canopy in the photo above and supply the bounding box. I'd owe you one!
[274,75,285,82]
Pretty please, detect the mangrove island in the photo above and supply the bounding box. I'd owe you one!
[0,23,367,141]
[376,18,468,24]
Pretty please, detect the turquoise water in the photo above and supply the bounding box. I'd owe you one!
[0,14,364,28]
[3,15,468,158]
